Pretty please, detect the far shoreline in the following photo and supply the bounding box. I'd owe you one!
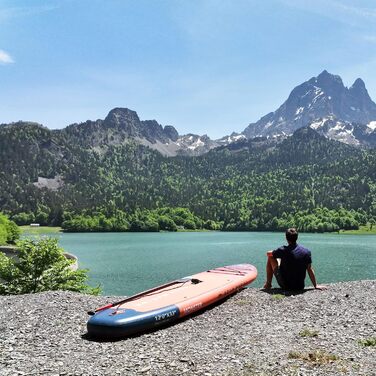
[20,225,376,235]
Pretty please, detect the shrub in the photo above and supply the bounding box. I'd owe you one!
[358,338,376,347]
[11,212,35,226]
[183,219,196,230]
[288,350,338,364]
[0,225,6,245]
[299,328,319,337]
[0,213,20,245]
[158,216,177,231]
[5,221,21,244]
[0,237,100,295]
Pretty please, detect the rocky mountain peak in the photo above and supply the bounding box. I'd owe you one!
[243,70,376,140]
[349,78,369,100]
[316,70,344,88]
[104,108,140,129]
[163,125,179,141]
[351,78,366,90]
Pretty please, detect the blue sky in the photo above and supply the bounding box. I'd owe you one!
[1,0,376,138]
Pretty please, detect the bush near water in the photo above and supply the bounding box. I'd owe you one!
[0,213,98,295]
[0,237,100,295]
[0,213,20,245]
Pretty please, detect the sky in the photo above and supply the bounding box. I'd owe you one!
[1,0,376,138]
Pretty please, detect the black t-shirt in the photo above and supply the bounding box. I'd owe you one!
[272,243,312,290]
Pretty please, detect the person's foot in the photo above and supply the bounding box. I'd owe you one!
[263,282,272,289]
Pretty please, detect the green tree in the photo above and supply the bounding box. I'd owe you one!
[35,210,49,226]
[0,213,20,245]
[0,238,100,295]
[11,212,35,226]
[183,219,196,230]
[158,216,177,231]
[0,223,7,245]
[5,220,21,244]
[0,213,9,244]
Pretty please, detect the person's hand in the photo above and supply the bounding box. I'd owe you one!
[314,285,327,290]
[263,282,272,289]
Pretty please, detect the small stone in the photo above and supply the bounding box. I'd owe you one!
[139,366,151,373]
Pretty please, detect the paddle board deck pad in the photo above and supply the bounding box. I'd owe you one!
[87,264,257,338]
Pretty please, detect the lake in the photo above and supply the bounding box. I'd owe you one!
[23,231,376,296]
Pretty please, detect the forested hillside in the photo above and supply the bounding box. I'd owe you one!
[1,122,375,232]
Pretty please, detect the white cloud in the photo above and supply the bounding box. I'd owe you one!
[0,49,14,64]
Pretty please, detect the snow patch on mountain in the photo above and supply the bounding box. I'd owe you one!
[187,138,205,150]
[310,118,327,130]
[295,107,304,115]
[307,118,376,146]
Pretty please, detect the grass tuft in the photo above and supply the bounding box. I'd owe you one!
[358,337,376,347]
[288,350,338,364]
[299,328,319,338]
[235,299,250,306]
[271,293,285,300]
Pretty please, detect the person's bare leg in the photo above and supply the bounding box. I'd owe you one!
[264,251,278,289]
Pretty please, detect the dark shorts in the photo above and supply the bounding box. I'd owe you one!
[273,267,286,289]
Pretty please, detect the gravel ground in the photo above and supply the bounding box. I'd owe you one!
[0,280,375,376]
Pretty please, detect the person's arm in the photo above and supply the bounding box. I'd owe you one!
[267,249,282,266]
[307,264,326,290]
[270,246,283,259]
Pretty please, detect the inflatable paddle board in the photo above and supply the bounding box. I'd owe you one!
[87,264,257,338]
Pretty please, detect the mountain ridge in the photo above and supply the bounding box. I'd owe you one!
[242,70,376,146]
[3,70,376,155]
[1,113,375,231]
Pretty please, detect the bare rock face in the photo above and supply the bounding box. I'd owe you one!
[33,175,64,191]
[243,70,376,147]
[104,107,141,134]
[163,125,179,142]
[61,108,232,156]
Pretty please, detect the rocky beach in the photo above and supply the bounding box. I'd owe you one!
[0,280,375,376]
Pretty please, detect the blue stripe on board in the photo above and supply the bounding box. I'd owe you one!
[87,304,180,338]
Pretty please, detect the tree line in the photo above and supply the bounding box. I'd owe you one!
[1,124,376,233]
[60,207,221,232]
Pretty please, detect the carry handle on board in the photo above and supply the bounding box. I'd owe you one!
[87,278,200,316]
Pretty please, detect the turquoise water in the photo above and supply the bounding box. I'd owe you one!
[24,231,376,296]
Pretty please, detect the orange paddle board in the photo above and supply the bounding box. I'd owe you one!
[87,264,257,338]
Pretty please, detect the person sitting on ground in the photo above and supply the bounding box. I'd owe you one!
[263,228,325,291]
